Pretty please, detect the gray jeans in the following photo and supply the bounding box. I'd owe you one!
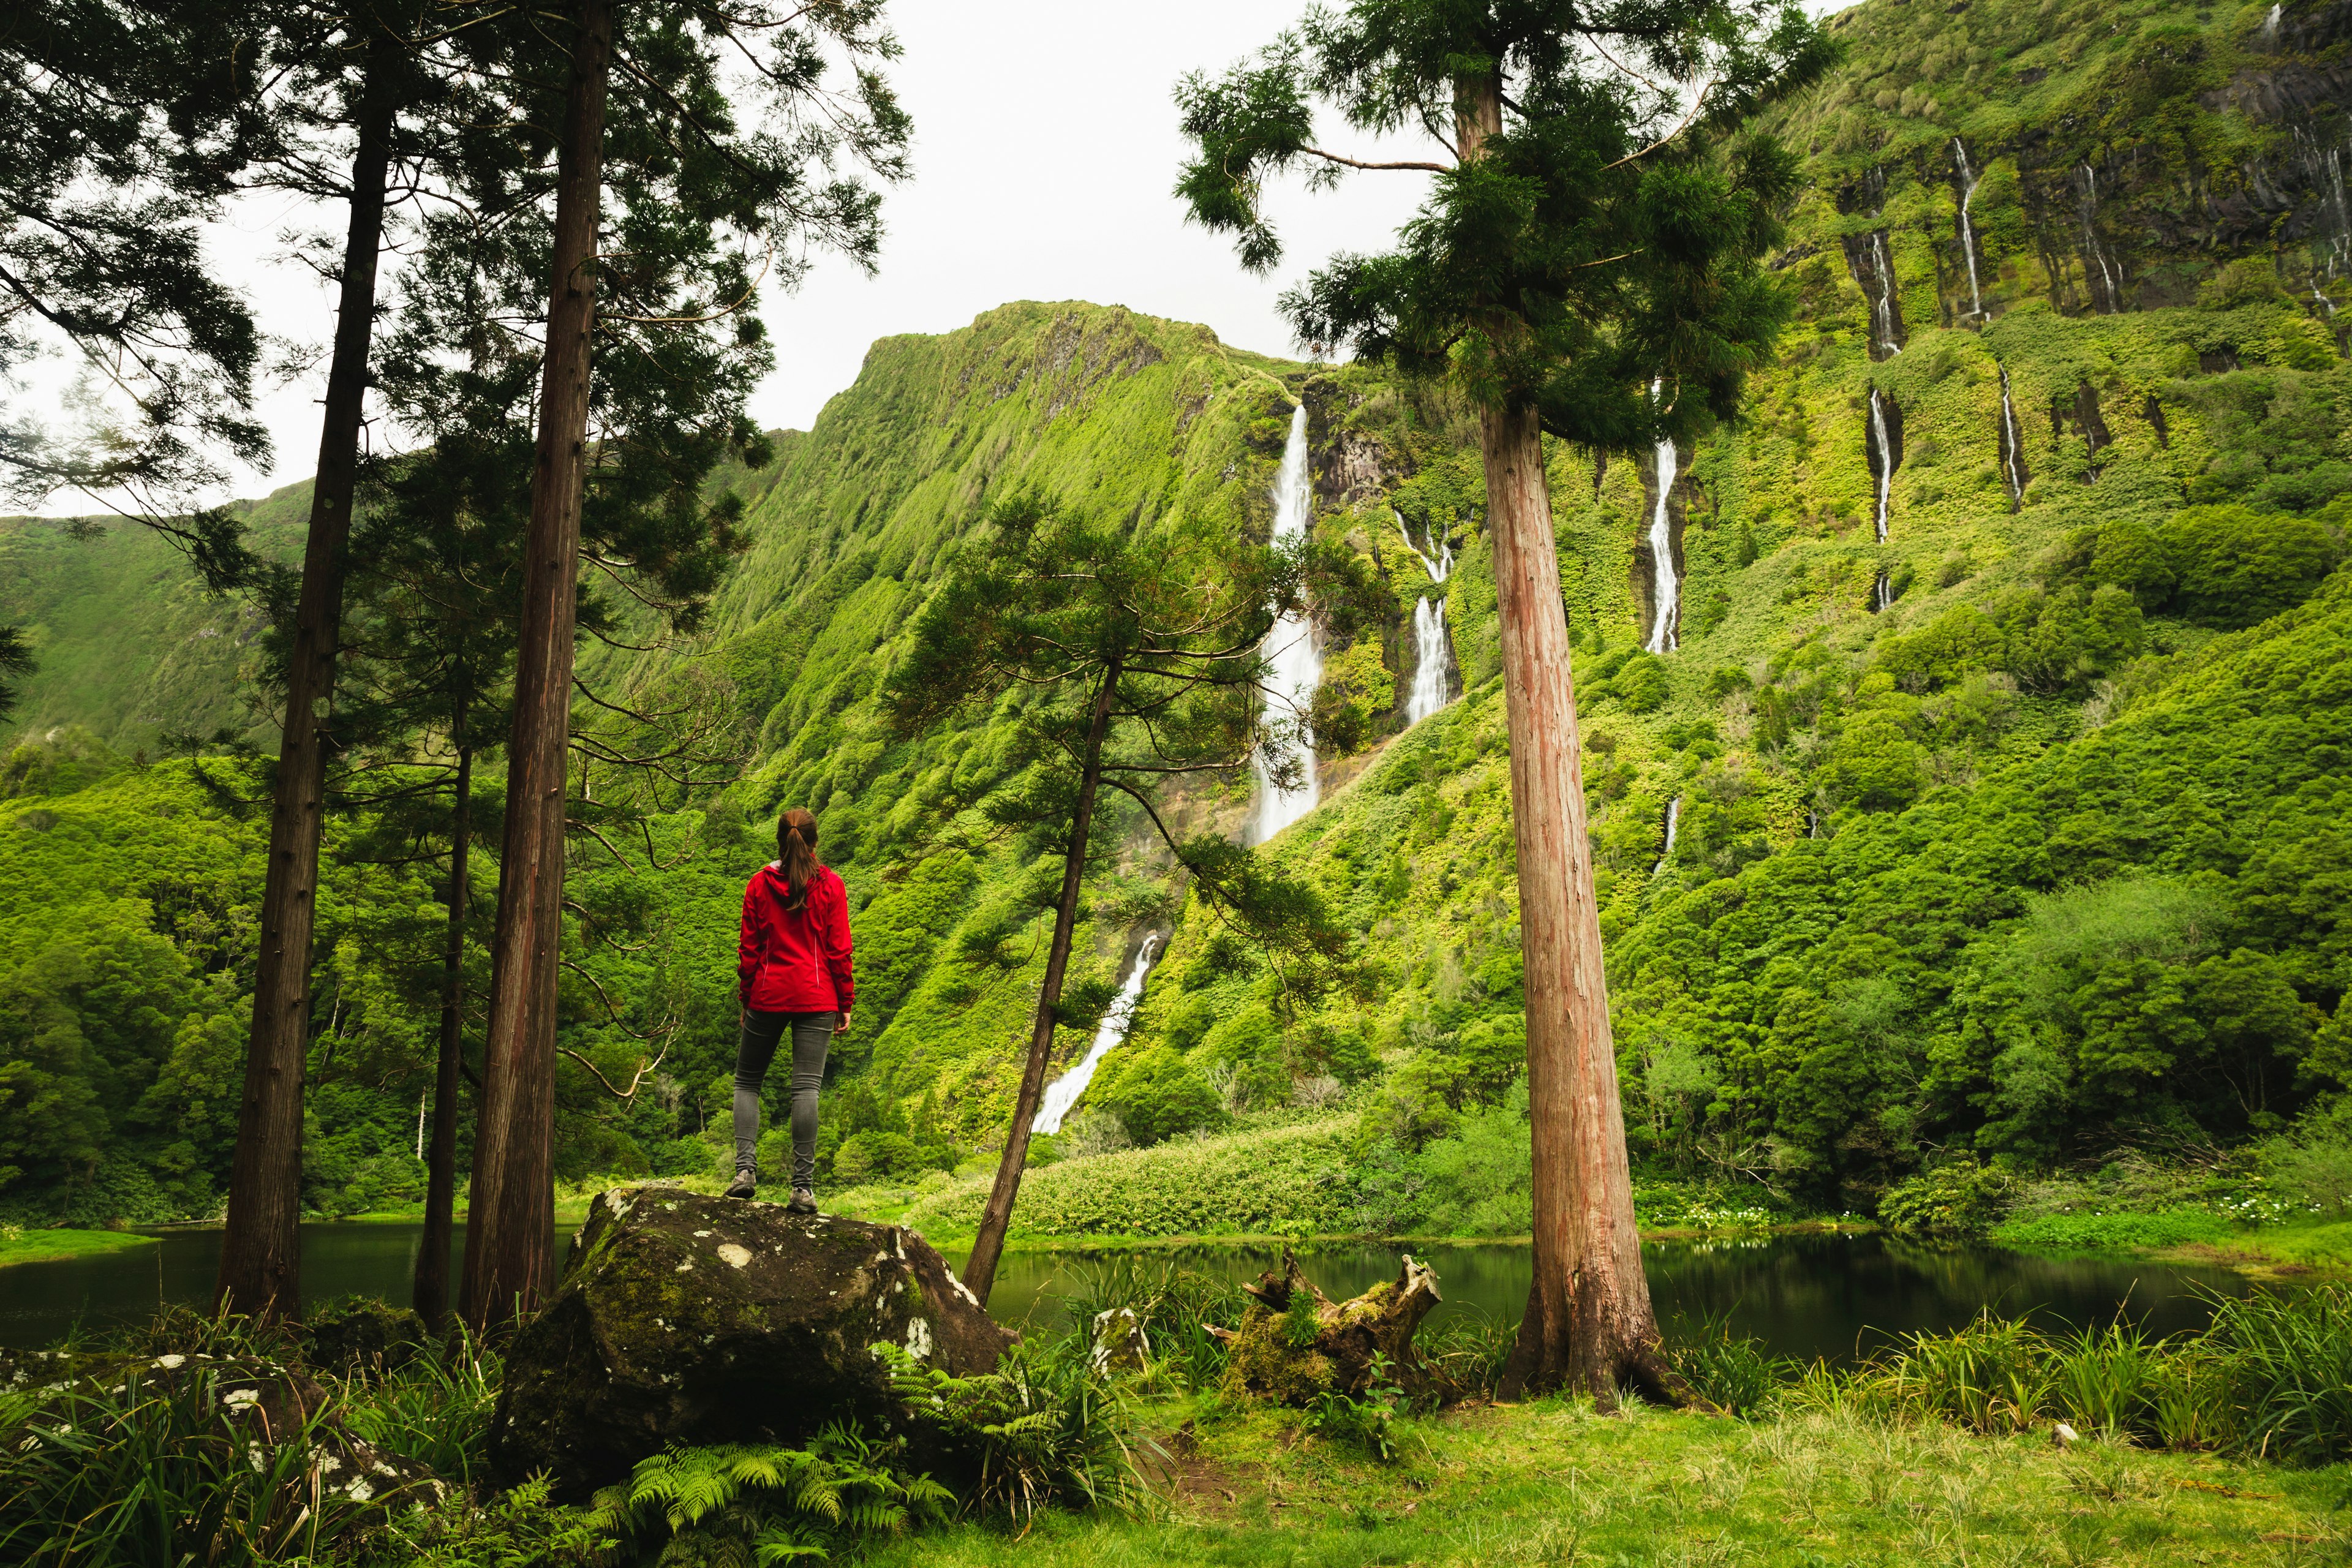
[733,1009,834,1188]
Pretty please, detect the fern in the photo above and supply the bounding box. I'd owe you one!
[870,1337,1153,1521]
[587,1425,948,1564]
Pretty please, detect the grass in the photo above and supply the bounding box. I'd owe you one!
[0,1227,158,1268]
[850,1398,2352,1568]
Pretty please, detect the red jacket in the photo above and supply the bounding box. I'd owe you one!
[737,862,854,1014]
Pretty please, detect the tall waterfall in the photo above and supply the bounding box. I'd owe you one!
[1870,232,1904,356]
[1650,797,1682,877]
[1253,405,1321,842]
[1395,509,1455,725]
[1953,138,1985,322]
[1645,380,1681,654]
[1997,368,2027,510]
[1033,935,1161,1136]
[1868,389,1895,543]
[2077,165,2122,312]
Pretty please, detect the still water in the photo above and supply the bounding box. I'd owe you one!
[0,1223,2250,1363]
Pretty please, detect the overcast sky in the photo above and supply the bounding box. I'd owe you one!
[24,0,1848,515]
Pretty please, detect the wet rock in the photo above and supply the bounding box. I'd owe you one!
[300,1298,429,1378]
[489,1185,1014,1500]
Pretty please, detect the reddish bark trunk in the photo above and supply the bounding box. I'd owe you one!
[413,742,472,1327]
[1454,70,1674,1406]
[959,662,1120,1305]
[215,53,398,1323]
[462,0,612,1333]
[1479,403,1673,1404]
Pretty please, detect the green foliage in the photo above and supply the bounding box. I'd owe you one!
[0,1357,418,1566]
[2204,1284,2352,1466]
[1878,1161,2008,1238]
[1667,1316,1799,1417]
[1304,1357,1407,1462]
[873,1340,1150,1521]
[1087,1044,1221,1146]
[2157,506,2339,627]
[589,1426,952,1565]
[900,1120,1357,1239]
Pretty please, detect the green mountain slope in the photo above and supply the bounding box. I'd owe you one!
[1,0,2349,1227]
[0,483,315,753]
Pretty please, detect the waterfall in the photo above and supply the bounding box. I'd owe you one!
[1645,379,1681,654]
[1874,568,1894,614]
[2077,165,2122,312]
[2266,2,2283,43]
[1868,389,1895,543]
[1871,232,1904,356]
[1998,367,2027,511]
[1953,138,1985,322]
[1252,405,1321,841]
[1395,509,1455,725]
[1649,797,1682,878]
[1033,935,1161,1136]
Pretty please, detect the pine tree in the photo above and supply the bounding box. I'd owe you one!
[1176,0,1834,1400]
[884,491,1355,1304]
[217,0,494,1322]
[0,1,270,513]
[461,0,910,1330]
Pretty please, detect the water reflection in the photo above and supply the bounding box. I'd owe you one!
[981,1232,2252,1365]
[0,1224,2253,1365]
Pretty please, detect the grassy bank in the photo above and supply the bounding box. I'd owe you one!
[6,1264,2351,1566]
[861,1400,2350,1568]
[0,1227,157,1269]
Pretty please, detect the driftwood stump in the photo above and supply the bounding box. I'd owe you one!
[1215,1250,1442,1403]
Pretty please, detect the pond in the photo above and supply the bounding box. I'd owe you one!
[0,1222,2253,1362]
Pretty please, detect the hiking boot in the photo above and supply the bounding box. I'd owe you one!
[786,1186,818,1215]
[724,1169,757,1200]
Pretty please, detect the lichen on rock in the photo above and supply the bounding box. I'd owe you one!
[489,1185,1013,1501]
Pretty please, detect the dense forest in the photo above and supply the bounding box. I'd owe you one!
[2,0,2350,1242]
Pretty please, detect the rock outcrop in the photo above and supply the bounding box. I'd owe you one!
[489,1186,1014,1501]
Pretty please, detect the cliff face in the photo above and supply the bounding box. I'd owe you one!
[2,0,2348,1223]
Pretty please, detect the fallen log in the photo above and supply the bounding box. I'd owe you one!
[1214,1250,1442,1403]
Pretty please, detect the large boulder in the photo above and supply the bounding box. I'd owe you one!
[489,1186,1014,1500]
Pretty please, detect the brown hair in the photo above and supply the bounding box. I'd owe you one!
[775,808,821,910]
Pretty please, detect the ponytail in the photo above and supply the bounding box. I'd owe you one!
[776,808,821,910]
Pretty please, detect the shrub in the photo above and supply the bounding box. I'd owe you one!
[1878,1161,2007,1237]
[835,1130,922,1186]
[1089,1042,1221,1145]
[2158,504,2337,627]
[900,1120,1356,1238]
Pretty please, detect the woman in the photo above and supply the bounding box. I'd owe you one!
[730,807,853,1210]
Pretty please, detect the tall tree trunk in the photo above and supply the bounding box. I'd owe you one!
[1453,72,1673,1405]
[462,0,612,1333]
[414,741,472,1327]
[215,48,398,1324]
[960,662,1120,1305]
[1480,402,1672,1404]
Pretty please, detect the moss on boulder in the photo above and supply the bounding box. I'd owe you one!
[489,1186,1012,1500]
[1216,1249,1442,1404]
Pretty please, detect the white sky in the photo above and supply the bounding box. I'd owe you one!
[21,0,1852,516]
[26,1,1443,516]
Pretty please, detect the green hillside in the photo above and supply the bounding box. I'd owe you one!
[1,0,2349,1240]
[0,481,315,753]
